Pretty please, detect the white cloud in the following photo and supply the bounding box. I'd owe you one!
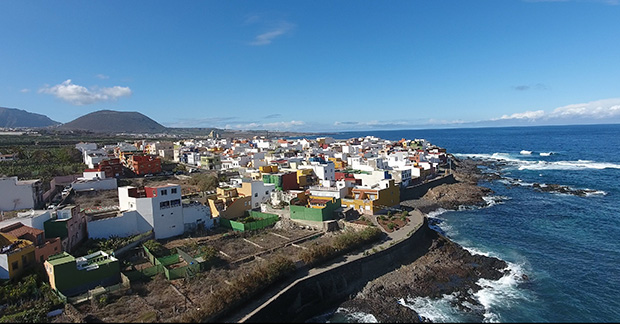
[226,120,304,130]
[95,74,110,79]
[489,98,620,123]
[249,22,295,46]
[20,88,30,93]
[549,98,620,118]
[496,110,546,120]
[38,79,132,105]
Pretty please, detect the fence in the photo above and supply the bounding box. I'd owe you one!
[219,212,279,232]
[113,230,154,258]
[131,244,203,280]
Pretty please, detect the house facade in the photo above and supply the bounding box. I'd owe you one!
[0,176,44,211]
[45,251,121,297]
[0,233,35,280]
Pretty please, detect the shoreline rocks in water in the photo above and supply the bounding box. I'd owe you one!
[338,231,508,323]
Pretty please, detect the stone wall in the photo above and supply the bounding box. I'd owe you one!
[242,218,434,323]
[400,173,456,201]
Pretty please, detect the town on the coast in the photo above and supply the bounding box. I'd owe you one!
[0,133,455,322]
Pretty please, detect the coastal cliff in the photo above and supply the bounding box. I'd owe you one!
[337,231,508,322]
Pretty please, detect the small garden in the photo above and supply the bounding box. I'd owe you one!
[376,211,410,233]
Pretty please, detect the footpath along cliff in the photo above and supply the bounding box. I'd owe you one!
[334,157,513,323]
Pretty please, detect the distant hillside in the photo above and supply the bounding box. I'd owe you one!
[0,107,60,128]
[58,110,167,134]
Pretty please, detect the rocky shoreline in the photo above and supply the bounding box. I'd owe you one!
[332,157,514,322]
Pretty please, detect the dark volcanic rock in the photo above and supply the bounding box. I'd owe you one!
[532,183,594,197]
[339,231,508,323]
[421,182,492,211]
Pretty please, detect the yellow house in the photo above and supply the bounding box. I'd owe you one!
[296,168,316,187]
[342,179,400,215]
[207,187,252,220]
[0,233,36,280]
[328,157,346,170]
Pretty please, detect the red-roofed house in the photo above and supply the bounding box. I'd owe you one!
[0,222,61,264]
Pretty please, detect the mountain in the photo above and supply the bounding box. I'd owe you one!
[58,110,167,134]
[0,107,60,128]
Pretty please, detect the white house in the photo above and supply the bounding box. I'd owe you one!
[88,184,214,240]
[75,143,98,153]
[0,209,52,231]
[298,161,336,183]
[118,184,185,239]
[83,149,109,168]
[0,177,43,211]
[71,171,118,192]
[238,180,276,209]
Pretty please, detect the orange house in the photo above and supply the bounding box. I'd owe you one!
[0,222,62,264]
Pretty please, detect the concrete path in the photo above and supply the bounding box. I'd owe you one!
[231,209,426,323]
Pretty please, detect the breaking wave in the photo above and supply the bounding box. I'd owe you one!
[457,153,620,171]
[482,195,510,207]
[397,259,530,323]
[517,160,620,171]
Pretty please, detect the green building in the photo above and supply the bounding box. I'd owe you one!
[290,197,341,222]
[44,251,121,297]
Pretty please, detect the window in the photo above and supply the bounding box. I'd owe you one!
[171,199,181,207]
[161,189,168,196]
[12,261,18,270]
[265,191,269,195]
[254,193,258,197]
[160,201,170,209]
[171,188,177,194]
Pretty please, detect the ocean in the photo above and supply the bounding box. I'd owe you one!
[318,124,620,323]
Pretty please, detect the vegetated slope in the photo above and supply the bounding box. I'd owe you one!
[0,107,60,127]
[58,110,167,133]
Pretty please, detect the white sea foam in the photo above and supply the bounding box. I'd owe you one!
[398,260,530,323]
[426,208,449,218]
[517,160,620,171]
[482,195,510,207]
[398,294,463,323]
[455,153,522,163]
[519,150,532,155]
[457,152,620,171]
[331,308,378,323]
[463,246,495,258]
[474,262,530,323]
[585,190,608,196]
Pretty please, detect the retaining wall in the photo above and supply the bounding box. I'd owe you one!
[242,218,435,323]
[400,173,457,201]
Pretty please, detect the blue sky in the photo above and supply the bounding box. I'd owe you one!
[1,0,620,132]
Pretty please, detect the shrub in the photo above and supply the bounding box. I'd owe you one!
[299,244,336,266]
[181,256,295,322]
[143,240,171,258]
[387,222,396,230]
